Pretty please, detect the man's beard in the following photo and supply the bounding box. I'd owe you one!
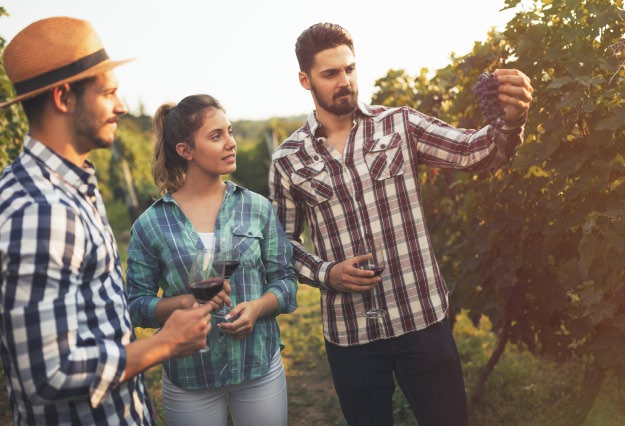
[72,102,115,151]
[311,84,358,116]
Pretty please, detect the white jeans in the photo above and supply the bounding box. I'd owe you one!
[161,351,287,426]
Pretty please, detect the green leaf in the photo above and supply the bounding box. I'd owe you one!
[595,107,625,131]
[545,77,573,89]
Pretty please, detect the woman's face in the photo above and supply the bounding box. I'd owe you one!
[186,108,237,177]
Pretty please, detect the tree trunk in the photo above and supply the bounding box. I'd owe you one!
[470,314,511,406]
[557,359,605,426]
[119,157,140,222]
[469,279,527,406]
[264,129,279,156]
[111,143,141,222]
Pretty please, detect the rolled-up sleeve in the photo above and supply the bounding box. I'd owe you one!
[268,156,334,289]
[261,200,298,314]
[126,220,162,329]
[0,203,126,407]
[408,108,523,171]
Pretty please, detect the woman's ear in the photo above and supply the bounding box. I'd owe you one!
[175,142,193,161]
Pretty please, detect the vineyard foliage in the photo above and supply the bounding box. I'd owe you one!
[372,0,625,409]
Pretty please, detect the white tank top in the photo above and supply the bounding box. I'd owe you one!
[197,232,215,251]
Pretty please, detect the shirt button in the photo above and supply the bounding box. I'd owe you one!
[380,144,386,149]
[247,231,253,236]
[314,155,320,161]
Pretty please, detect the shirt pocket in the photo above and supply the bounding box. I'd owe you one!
[232,224,264,268]
[290,160,333,206]
[363,133,405,181]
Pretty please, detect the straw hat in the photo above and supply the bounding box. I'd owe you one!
[0,16,133,108]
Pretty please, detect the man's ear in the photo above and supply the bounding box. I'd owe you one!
[175,142,193,161]
[51,84,74,113]
[299,71,312,91]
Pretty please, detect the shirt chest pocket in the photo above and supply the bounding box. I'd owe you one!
[363,133,405,181]
[232,224,264,267]
[290,160,333,207]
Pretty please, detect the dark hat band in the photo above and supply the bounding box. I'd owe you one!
[13,48,109,95]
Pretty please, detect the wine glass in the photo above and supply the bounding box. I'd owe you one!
[187,249,225,352]
[212,234,240,319]
[356,241,386,319]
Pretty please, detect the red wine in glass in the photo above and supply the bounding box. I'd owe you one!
[356,241,387,319]
[213,235,240,319]
[223,260,240,279]
[189,278,225,304]
[187,249,225,352]
[367,266,384,277]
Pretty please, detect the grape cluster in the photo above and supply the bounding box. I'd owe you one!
[474,72,505,128]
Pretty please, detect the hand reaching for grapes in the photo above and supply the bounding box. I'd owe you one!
[493,69,533,125]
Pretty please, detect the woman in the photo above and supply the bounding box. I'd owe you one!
[126,94,297,426]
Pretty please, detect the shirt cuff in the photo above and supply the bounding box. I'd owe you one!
[134,297,161,329]
[267,286,297,314]
[318,261,337,290]
[502,111,528,130]
[89,340,127,408]
[145,297,161,328]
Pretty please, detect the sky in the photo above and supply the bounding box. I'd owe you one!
[1,0,525,121]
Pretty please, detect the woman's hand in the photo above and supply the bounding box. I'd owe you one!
[207,279,232,310]
[218,300,262,339]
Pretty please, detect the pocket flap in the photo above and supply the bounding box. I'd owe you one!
[363,133,401,153]
[232,224,263,239]
[290,161,325,185]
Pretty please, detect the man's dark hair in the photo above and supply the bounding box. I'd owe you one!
[295,23,354,74]
[21,76,96,125]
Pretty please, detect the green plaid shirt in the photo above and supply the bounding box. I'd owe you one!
[126,181,297,389]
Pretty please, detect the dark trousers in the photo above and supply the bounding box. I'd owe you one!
[324,318,468,426]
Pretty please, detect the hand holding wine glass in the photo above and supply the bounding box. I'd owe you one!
[187,249,225,352]
[213,234,240,319]
[356,241,387,319]
[158,302,213,356]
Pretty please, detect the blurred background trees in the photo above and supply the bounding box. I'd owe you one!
[371,1,625,423]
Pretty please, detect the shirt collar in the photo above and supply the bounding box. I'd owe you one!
[24,135,99,197]
[161,180,244,204]
[308,100,373,138]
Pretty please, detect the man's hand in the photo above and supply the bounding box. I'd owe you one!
[328,254,381,293]
[494,69,533,124]
[158,303,213,357]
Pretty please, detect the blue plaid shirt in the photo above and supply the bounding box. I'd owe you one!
[0,137,153,425]
[126,181,297,390]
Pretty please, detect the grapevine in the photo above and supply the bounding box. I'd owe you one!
[474,72,505,128]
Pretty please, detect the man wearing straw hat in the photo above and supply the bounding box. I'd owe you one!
[0,17,214,425]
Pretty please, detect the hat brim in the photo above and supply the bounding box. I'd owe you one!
[0,57,134,108]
